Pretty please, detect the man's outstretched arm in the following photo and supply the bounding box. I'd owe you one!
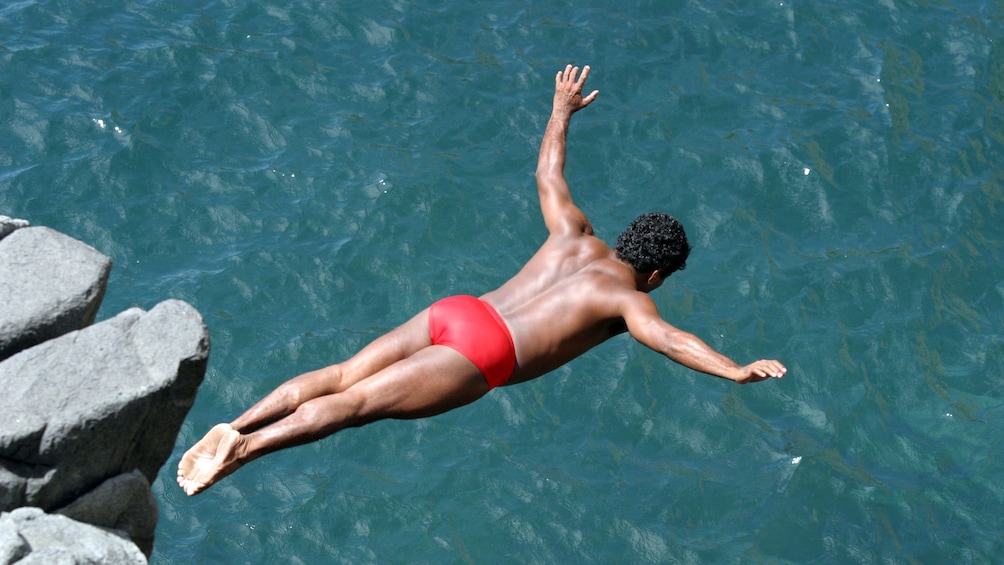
[536,64,599,236]
[623,295,787,384]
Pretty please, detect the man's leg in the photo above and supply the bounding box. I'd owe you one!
[242,345,490,450]
[227,309,434,434]
[179,308,436,494]
[178,338,492,495]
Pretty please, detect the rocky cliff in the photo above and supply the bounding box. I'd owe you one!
[0,215,209,563]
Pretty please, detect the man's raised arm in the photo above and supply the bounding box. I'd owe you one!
[536,64,599,236]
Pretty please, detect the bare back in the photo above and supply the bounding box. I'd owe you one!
[481,232,642,384]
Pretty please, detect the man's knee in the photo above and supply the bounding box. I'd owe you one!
[315,364,348,392]
[346,388,391,426]
[284,365,346,405]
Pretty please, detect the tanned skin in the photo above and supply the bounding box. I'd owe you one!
[178,64,786,496]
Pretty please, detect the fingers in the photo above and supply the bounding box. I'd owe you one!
[556,64,590,87]
[556,64,574,87]
[742,360,787,382]
[758,360,787,378]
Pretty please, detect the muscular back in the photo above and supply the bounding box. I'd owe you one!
[481,232,646,384]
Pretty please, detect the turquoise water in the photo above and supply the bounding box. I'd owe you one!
[3,0,1002,562]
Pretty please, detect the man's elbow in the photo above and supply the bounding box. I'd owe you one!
[535,168,560,185]
[535,172,568,200]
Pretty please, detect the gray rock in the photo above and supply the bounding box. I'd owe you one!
[55,471,157,558]
[10,549,80,565]
[0,507,146,565]
[0,299,209,512]
[0,515,30,564]
[0,226,112,361]
[0,216,29,241]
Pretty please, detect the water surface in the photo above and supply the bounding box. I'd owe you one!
[2,1,1002,562]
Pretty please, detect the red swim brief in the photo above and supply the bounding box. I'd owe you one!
[428,295,516,389]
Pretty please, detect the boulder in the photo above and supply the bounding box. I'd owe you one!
[0,219,212,559]
[0,515,29,564]
[0,299,210,512]
[55,471,158,558]
[0,226,112,361]
[0,507,146,565]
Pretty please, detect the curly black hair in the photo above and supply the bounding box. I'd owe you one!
[614,212,691,275]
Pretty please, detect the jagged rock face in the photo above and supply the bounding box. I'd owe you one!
[55,470,159,558]
[0,226,112,362]
[0,299,209,512]
[0,217,211,561]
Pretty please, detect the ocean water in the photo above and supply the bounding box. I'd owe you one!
[3,0,1002,562]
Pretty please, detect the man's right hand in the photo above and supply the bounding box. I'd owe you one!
[731,360,788,384]
[553,64,599,117]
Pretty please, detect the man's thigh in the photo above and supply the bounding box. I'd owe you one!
[349,345,491,421]
[321,308,434,392]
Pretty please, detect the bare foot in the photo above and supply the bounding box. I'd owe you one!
[177,423,246,496]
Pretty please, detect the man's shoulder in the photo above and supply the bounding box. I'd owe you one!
[591,280,656,313]
[576,268,652,311]
[544,230,611,251]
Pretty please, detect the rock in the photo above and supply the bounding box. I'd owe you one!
[0,216,29,241]
[0,507,146,565]
[0,299,210,512]
[0,516,29,564]
[0,219,211,558]
[55,471,158,558]
[0,226,112,361]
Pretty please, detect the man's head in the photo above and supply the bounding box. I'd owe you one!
[615,212,691,282]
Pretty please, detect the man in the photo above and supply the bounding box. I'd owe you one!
[177,64,786,496]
